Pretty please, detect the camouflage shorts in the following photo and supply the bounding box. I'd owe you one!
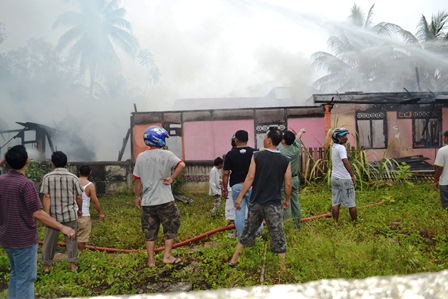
[239,202,286,253]
[141,201,180,241]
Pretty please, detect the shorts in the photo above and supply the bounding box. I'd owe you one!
[331,177,356,208]
[239,202,286,253]
[77,216,92,243]
[141,201,180,241]
[440,185,448,209]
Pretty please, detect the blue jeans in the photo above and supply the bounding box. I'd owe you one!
[231,183,251,238]
[4,244,38,299]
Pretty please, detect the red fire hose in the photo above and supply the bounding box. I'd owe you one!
[38,201,384,253]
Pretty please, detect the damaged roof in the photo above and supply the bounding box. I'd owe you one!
[313,91,448,105]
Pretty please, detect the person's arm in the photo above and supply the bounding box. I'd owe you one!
[291,128,306,139]
[342,158,356,185]
[134,178,142,209]
[235,156,256,210]
[33,209,76,239]
[0,156,5,166]
[162,161,186,185]
[283,162,292,210]
[221,170,230,198]
[43,193,51,214]
[88,184,104,221]
[76,194,82,217]
[434,165,443,190]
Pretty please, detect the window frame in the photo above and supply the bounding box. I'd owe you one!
[355,110,387,149]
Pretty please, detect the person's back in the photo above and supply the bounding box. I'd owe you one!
[209,157,223,216]
[133,125,186,267]
[221,130,256,238]
[331,143,351,179]
[0,161,40,249]
[134,148,182,206]
[41,152,81,222]
[0,145,76,298]
[41,151,82,273]
[250,149,290,206]
[280,129,305,229]
[228,127,292,268]
[78,165,104,251]
[224,146,254,186]
[330,128,357,224]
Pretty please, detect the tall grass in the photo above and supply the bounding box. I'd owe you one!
[301,129,405,190]
[1,183,447,298]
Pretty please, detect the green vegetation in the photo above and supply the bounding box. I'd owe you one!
[1,182,447,298]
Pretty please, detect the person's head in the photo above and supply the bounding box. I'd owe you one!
[213,157,223,169]
[51,151,68,168]
[265,127,283,148]
[282,130,295,146]
[143,126,169,148]
[79,165,91,177]
[444,131,448,144]
[331,128,349,144]
[234,130,248,145]
[5,145,28,170]
[231,135,236,148]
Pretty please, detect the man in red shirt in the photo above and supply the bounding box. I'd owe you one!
[0,145,75,299]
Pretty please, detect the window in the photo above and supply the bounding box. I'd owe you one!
[412,110,441,148]
[398,107,442,148]
[356,111,386,149]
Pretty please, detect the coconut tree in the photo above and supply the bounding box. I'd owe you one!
[312,4,419,92]
[53,0,139,97]
[411,11,448,90]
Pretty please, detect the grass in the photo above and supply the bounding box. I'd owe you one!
[1,182,448,298]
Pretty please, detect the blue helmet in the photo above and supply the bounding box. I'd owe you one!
[331,128,349,144]
[143,126,169,147]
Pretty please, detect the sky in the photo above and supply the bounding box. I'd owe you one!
[0,0,447,160]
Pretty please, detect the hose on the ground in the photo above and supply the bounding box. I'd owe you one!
[38,201,384,253]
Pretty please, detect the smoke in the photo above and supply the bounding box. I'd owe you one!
[0,0,446,161]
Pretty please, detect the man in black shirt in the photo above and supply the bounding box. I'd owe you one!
[228,127,292,268]
[222,130,255,238]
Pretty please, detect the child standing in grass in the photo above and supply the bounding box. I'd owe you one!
[209,157,223,217]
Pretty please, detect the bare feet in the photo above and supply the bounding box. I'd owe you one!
[70,263,79,272]
[43,266,50,274]
[162,256,182,265]
[148,260,156,268]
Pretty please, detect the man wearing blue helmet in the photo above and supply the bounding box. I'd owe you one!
[133,125,186,267]
[331,128,357,224]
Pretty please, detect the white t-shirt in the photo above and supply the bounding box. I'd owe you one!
[209,166,222,196]
[133,149,182,206]
[331,143,351,180]
[435,145,448,186]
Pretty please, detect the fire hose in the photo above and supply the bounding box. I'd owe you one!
[38,201,384,253]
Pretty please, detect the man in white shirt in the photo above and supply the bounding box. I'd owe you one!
[434,131,448,209]
[331,128,357,223]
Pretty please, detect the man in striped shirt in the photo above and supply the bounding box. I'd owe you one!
[40,151,82,273]
[0,145,76,299]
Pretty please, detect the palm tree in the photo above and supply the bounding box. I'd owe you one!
[412,12,448,90]
[312,4,420,92]
[53,0,139,97]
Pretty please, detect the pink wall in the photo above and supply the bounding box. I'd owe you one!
[183,120,255,160]
[288,118,327,148]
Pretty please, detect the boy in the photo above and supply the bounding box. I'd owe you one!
[209,157,224,216]
[78,165,105,251]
